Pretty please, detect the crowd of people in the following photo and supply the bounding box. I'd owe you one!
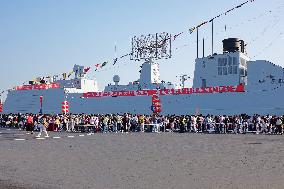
[0,113,283,135]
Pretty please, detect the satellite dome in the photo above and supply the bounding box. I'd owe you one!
[113,75,120,83]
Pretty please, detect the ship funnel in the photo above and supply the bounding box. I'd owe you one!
[222,38,245,53]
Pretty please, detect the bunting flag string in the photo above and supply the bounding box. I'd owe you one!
[171,0,257,42]
[94,52,133,71]
[174,4,283,52]
[120,53,132,59]
[173,32,184,41]
[95,61,109,71]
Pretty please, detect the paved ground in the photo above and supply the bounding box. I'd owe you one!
[0,128,284,189]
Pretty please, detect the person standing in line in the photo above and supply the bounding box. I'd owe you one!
[64,116,69,131]
[90,115,96,133]
[108,114,114,132]
[122,114,128,133]
[54,116,61,132]
[151,114,158,133]
[33,114,39,132]
[27,114,34,134]
[130,115,138,132]
[112,114,118,133]
[179,115,186,133]
[255,115,261,134]
[116,114,122,132]
[94,115,100,133]
[103,115,109,133]
[139,114,145,132]
[275,117,282,135]
[70,115,75,132]
[74,115,80,132]
[36,115,49,138]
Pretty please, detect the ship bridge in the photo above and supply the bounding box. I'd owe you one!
[193,38,249,88]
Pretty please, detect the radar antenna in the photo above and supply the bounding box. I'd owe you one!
[130,32,172,61]
[177,74,191,88]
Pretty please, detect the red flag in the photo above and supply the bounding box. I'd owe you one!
[84,67,91,73]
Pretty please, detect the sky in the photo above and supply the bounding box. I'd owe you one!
[0,0,284,101]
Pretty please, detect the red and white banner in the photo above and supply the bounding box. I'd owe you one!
[152,94,162,113]
[0,102,3,113]
[16,83,60,91]
[83,84,245,98]
[62,101,69,114]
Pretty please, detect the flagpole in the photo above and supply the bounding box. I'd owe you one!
[39,96,43,114]
[197,27,199,59]
[212,19,214,55]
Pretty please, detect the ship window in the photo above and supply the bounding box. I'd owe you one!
[218,67,222,75]
[228,66,233,74]
[202,79,206,88]
[223,67,227,75]
[228,56,232,66]
[218,58,221,66]
[223,58,227,66]
[233,57,237,65]
[218,58,229,75]
[233,66,238,74]
[218,58,227,66]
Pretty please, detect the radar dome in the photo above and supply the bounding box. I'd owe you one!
[113,75,120,83]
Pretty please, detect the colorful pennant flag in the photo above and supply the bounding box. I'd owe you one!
[62,73,67,80]
[95,64,101,71]
[101,61,108,67]
[68,71,74,78]
[113,58,118,65]
[189,27,196,34]
[84,67,91,73]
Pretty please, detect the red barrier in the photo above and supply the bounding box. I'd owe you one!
[152,95,162,113]
[62,101,69,114]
